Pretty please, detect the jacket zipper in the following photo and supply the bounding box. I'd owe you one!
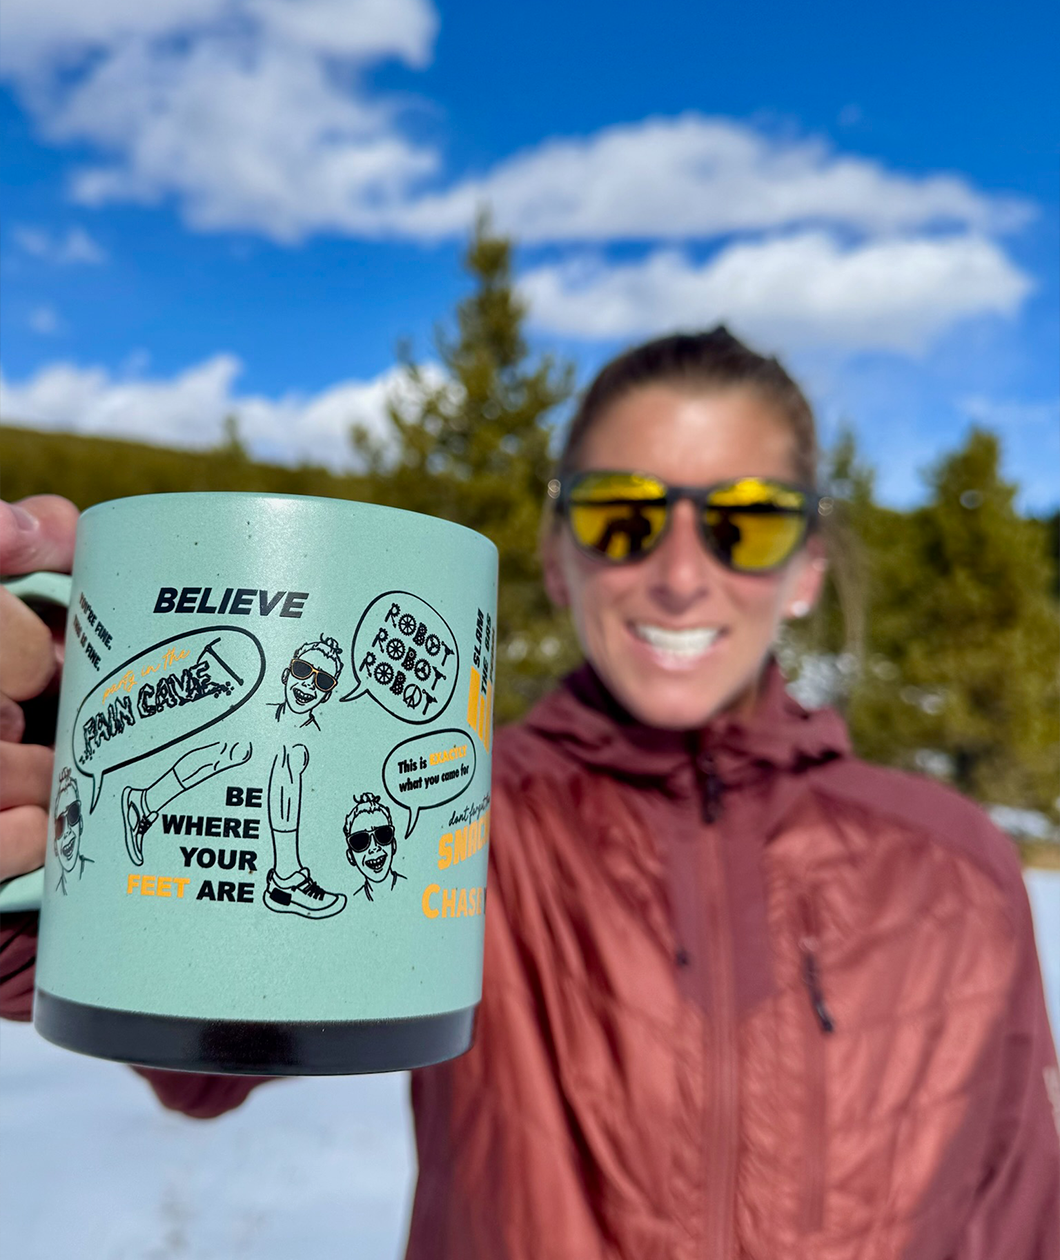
[696,752,737,1259]
[798,892,833,1235]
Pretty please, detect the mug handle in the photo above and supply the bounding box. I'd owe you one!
[0,570,73,914]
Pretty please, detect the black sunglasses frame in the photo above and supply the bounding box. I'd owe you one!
[289,657,338,693]
[549,471,829,574]
[346,825,396,855]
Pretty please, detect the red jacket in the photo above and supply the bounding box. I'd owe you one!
[3,656,1058,1257]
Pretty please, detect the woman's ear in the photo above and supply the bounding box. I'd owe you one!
[540,522,570,609]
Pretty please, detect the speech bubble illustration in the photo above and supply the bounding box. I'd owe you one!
[72,626,266,811]
[341,591,460,724]
[382,729,478,839]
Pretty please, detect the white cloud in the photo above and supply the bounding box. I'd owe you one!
[0,0,434,75]
[958,394,1060,429]
[520,232,1034,353]
[53,38,439,242]
[13,225,107,264]
[0,355,424,468]
[0,0,1032,249]
[28,305,63,335]
[394,114,1032,243]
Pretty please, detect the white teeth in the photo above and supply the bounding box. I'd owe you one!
[634,625,723,657]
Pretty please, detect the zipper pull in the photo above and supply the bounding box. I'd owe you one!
[799,894,835,1034]
[801,946,836,1034]
[696,750,725,823]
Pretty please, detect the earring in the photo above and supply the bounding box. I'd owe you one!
[788,600,811,618]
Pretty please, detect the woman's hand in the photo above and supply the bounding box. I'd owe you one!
[0,496,80,882]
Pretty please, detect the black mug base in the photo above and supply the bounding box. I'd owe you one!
[34,988,476,1075]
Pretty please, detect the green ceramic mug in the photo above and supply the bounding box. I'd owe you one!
[0,493,498,1075]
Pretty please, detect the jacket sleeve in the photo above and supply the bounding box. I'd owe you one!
[0,912,273,1120]
[953,871,1060,1260]
[404,795,606,1260]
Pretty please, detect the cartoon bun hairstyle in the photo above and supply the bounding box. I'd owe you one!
[56,767,77,798]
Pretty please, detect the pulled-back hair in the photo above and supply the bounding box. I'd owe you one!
[558,327,818,487]
[550,326,866,664]
[293,635,343,678]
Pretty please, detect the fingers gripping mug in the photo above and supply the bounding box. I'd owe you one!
[0,493,498,1075]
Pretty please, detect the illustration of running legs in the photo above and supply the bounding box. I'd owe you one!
[262,743,346,919]
[122,740,252,865]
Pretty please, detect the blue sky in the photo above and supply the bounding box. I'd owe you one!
[1,0,1057,512]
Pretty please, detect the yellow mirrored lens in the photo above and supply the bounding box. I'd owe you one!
[704,507,806,569]
[569,502,668,559]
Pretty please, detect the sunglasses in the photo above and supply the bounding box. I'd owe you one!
[549,472,828,573]
[55,801,82,837]
[289,657,338,692]
[346,825,396,854]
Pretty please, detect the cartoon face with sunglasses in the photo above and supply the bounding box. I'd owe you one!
[53,767,93,892]
[274,635,344,729]
[343,792,406,900]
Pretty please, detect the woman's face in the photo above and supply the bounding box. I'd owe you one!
[543,385,827,730]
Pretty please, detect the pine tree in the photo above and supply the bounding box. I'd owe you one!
[850,427,1059,817]
[352,214,579,721]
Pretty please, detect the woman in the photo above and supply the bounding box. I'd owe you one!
[1,329,1057,1258]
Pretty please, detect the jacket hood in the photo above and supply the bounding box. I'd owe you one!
[522,651,852,793]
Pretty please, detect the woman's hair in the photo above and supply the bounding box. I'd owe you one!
[549,326,866,664]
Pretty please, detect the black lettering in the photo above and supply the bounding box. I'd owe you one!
[184,816,204,836]
[218,848,237,869]
[217,882,236,902]
[390,669,407,696]
[196,587,218,614]
[439,643,455,667]
[245,788,262,808]
[413,621,426,646]
[425,633,441,657]
[176,587,200,613]
[384,601,401,628]
[359,650,377,676]
[225,786,244,807]
[259,590,284,616]
[179,845,198,865]
[216,587,233,615]
[196,845,214,865]
[243,817,260,840]
[162,815,187,836]
[386,636,404,661]
[371,627,389,651]
[237,882,254,903]
[154,587,177,613]
[239,851,258,873]
[398,613,417,637]
[230,588,255,614]
[280,592,308,618]
[196,880,216,901]
[205,816,222,838]
[222,817,241,839]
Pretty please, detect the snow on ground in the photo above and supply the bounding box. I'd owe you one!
[3,872,1058,1260]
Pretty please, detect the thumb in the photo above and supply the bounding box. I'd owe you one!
[0,496,80,577]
